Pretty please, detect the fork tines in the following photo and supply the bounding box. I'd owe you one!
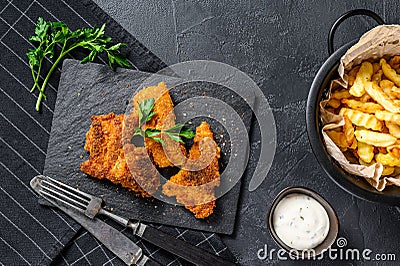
[35,175,91,213]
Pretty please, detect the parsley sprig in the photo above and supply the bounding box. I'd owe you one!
[27,17,130,111]
[133,98,195,145]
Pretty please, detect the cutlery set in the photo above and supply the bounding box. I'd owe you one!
[30,175,235,266]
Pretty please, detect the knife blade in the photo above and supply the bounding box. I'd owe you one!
[36,198,159,266]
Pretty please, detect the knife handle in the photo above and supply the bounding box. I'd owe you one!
[135,224,236,266]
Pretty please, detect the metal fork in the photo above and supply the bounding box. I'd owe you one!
[30,175,236,266]
[31,175,135,227]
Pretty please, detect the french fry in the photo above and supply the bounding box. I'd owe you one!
[383,87,398,99]
[326,98,341,109]
[359,158,375,166]
[341,99,384,114]
[326,130,348,151]
[392,86,400,98]
[348,65,360,86]
[380,79,394,89]
[339,107,383,131]
[357,141,375,163]
[332,89,352,100]
[389,55,400,70]
[373,62,381,74]
[387,145,400,157]
[372,70,382,84]
[359,93,371,103]
[349,138,357,149]
[382,166,395,176]
[381,58,400,87]
[343,115,355,146]
[364,82,400,113]
[354,129,397,147]
[393,167,400,176]
[349,61,373,97]
[380,80,398,99]
[375,152,400,167]
[386,122,400,138]
[375,110,400,126]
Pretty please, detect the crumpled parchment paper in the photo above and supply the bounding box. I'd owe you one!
[320,25,400,191]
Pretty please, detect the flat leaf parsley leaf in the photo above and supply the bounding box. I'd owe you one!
[27,18,130,111]
[133,98,195,145]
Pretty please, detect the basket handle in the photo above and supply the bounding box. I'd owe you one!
[328,9,384,55]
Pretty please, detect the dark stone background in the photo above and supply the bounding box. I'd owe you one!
[92,1,400,265]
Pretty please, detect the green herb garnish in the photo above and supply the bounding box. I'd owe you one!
[27,17,130,111]
[133,98,195,145]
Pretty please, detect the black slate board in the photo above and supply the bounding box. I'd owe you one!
[43,59,254,234]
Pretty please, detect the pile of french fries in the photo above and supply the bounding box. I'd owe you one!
[326,56,400,178]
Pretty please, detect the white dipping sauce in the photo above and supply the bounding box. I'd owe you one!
[273,193,330,250]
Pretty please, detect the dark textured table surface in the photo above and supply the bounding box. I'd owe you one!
[96,0,399,265]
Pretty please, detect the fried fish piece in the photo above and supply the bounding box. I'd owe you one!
[132,82,186,168]
[162,122,221,219]
[124,144,161,195]
[80,112,159,197]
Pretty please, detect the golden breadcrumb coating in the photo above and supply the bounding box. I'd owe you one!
[80,113,159,197]
[162,122,220,218]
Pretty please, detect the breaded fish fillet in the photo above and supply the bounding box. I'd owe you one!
[162,122,221,218]
[132,82,186,168]
[80,113,159,197]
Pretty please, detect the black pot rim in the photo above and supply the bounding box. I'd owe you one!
[306,40,400,205]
